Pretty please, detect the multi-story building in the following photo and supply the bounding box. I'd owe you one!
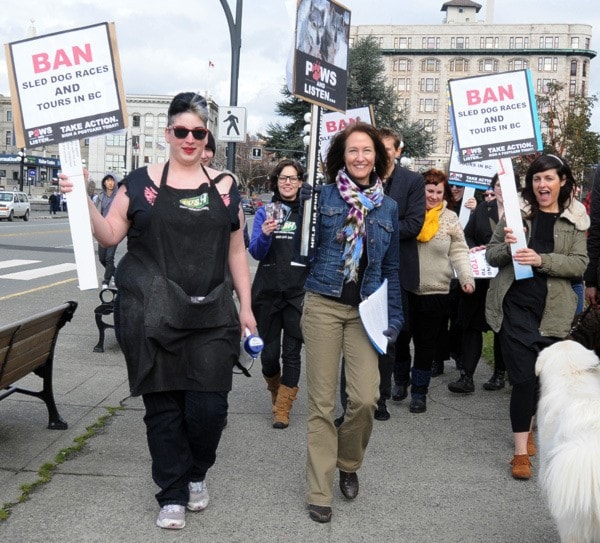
[350,0,596,170]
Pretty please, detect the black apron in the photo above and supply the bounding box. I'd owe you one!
[117,162,240,396]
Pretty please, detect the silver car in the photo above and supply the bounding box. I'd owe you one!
[0,191,30,221]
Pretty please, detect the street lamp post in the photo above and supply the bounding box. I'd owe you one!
[17,148,26,192]
[219,0,243,174]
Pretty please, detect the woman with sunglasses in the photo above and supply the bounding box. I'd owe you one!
[249,159,308,429]
[59,92,255,530]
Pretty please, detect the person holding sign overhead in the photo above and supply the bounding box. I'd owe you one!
[301,123,402,523]
[59,92,255,530]
[485,154,588,480]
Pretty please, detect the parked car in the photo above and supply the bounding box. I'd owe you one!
[0,191,30,221]
[241,198,255,214]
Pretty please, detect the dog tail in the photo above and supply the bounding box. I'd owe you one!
[541,437,600,519]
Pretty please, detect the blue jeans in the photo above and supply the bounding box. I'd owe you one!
[142,390,228,506]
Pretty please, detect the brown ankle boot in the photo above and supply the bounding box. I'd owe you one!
[527,430,537,456]
[263,373,281,405]
[273,385,299,429]
[510,454,531,479]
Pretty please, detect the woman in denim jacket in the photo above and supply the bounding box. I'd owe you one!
[301,123,402,523]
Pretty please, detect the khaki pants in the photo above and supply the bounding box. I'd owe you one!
[301,292,380,506]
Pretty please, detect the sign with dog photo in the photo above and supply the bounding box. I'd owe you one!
[292,0,350,112]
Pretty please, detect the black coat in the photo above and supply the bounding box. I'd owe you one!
[384,165,425,292]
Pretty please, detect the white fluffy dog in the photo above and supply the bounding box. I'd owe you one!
[535,340,600,543]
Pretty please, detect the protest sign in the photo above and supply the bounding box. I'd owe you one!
[291,0,350,113]
[5,22,127,290]
[448,143,497,190]
[448,69,542,163]
[319,106,373,164]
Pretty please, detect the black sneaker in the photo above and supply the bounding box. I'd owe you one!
[409,397,427,413]
[448,374,475,394]
[392,383,408,402]
[482,371,505,391]
[374,400,390,421]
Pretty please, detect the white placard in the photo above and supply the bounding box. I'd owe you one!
[5,22,127,148]
[358,279,388,355]
[497,158,533,280]
[59,140,98,290]
[458,186,475,229]
[470,248,498,278]
[448,69,542,162]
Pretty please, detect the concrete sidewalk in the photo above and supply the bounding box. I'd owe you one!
[0,287,559,542]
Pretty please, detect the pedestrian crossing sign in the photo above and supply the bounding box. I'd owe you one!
[217,106,246,143]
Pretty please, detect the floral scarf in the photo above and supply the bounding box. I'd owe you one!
[417,203,443,242]
[335,168,384,283]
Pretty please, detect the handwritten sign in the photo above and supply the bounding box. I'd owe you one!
[448,69,542,163]
[5,22,127,148]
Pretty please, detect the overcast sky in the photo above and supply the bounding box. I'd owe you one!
[1,0,599,135]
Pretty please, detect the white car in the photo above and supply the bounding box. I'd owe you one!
[0,191,30,221]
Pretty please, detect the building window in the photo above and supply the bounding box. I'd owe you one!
[450,58,469,72]
[451,37,469,49]
[144,155,151,164]
[480,37,499,49]
[395,37,411,49]
[145,114,154,128]
[105,154,123,172]
[420,78,440,92]
[569,79,577,97]
[132,114,140,128]
[422,36,440,49]
[571,60,578,76]
[158,114,167,128]
[445,138,453,154]
[571,37,580,49]
[509,36,529,49]
[537,78,556,93]
[421,58,440,72]
[479,58,498,72]
[540,36,559,48]
[393,58,412,71]
[582,81,586,95]
[6,110,12,122]
[106,133,126,146]
[583,61,588,77]
[419,99,438,113]
[446,118,453,133]
[538,57,558,72]
[145,135,154,149]
[395,78,411,92]
[5,131,11,146]
[399,98,410,111]
[423,119,437,133]
[585,38,591,49]
[509,58,528,70]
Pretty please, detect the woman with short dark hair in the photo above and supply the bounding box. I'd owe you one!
[486,154,589,480]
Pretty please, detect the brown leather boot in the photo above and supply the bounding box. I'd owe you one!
[263,373,281,405]
[510,454,531,479]
[272,385,298,429]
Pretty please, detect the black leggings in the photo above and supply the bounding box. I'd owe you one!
[509,377,539,433]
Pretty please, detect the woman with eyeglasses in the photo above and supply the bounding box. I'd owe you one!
[249,159,308,429]
[301,123,402,523]
[59,92,255,530]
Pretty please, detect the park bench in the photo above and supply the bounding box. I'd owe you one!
[93,288,117,353]
[0,301,78,429]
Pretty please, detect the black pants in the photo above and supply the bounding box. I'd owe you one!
[142,389,228,506]
[261,332,302,388]
[98,244,117,283]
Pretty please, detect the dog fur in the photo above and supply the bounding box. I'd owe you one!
[535,340,600,542]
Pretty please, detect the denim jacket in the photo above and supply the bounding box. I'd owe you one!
[304,184,403,332]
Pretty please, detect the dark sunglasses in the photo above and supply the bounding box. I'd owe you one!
[170,126,208,140]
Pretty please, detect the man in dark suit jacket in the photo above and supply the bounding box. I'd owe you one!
[376,128,425,419]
